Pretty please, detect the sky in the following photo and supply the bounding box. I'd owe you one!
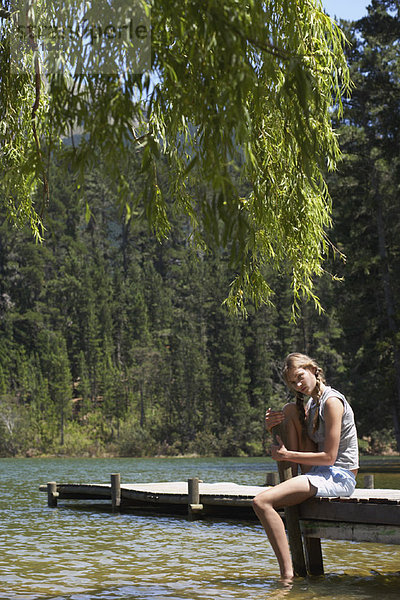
[322,0,370,21]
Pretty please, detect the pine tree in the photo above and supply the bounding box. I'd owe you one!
[327,1,400,449]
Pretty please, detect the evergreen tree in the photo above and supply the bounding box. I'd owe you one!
[328,1,400,449]
[37,331,72,446]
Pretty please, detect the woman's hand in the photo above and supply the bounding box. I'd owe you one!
[270,435,289,461]
[265,408,285,432]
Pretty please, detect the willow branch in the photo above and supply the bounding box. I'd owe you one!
[26,4,49,214]
[323,232,347,262]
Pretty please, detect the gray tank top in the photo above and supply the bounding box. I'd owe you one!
[306,386,359,470]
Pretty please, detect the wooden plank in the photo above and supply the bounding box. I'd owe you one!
[346,489,400,501]
[122,482,266,506]
[48,484,111,500]
[39,482,400,502]
[124,482,267,496]
[300,520,400,545]
[123,490,188,505]
[199,496,255,506]
[299,498,400,525]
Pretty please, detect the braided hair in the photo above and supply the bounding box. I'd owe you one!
[295,390,307,440]
[311,367,323,433]
[282,353,326,437]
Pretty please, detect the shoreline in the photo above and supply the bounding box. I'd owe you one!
[2,452,399,461]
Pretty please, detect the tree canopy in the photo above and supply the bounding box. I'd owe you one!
[0,0,350,312]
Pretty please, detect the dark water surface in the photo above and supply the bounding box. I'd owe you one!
[0,457,399,600]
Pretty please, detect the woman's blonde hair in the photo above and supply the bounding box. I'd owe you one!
[282,353,326,435]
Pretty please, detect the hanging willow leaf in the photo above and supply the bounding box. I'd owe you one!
[0,0,350,313]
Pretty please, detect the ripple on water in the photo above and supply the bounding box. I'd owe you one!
[0,458,399,600]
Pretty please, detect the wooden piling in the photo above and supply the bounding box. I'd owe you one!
[188,477,203,519]
[278,463,309,577]
[265,471,279,486]
[304,537,324,576]
[111,473,121,512]
[364,474,374,489]
[47,481,59,508]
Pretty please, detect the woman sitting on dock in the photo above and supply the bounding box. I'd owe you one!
[253,352,359,582]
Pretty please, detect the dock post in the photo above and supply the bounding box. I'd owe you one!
[364,474,374,489]
[265,471,279,486]
[304,537,324,576]
[188,477,203,519]
[47,482,59,508]
[272,424,309,577]
[111,473,121,512]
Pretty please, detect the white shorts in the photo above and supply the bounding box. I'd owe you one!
[303,466,356,498]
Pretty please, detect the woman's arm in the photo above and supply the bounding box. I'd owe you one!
[271,397,343,466]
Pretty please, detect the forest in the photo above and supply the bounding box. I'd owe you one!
[0,2,399,457]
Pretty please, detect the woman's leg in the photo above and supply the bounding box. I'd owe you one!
[253,476,316,580]
[255,403,317,579]
[281,403,317,474]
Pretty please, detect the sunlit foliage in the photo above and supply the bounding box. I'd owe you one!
[0,1,350,312]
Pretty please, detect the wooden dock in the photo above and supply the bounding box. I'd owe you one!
[40,476,400,547]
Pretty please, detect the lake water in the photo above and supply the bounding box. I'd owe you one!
[0,457,399,600]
